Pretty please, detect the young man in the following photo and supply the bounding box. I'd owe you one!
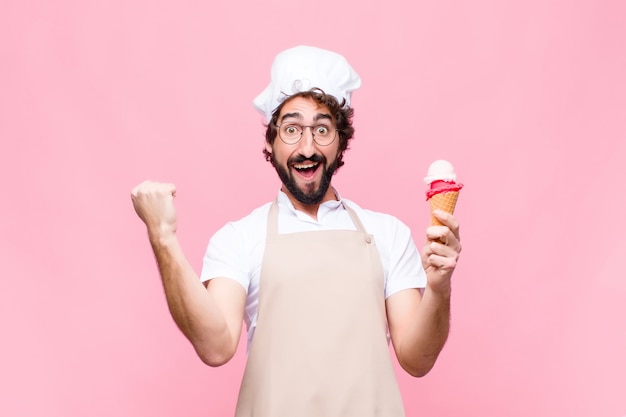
[131,45,461,417]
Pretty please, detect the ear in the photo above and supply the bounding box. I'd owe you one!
[265,141,272,154]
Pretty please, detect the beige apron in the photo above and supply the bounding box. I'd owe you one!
[235,200,405,417]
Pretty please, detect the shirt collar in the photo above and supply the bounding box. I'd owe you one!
[277,188,344,220]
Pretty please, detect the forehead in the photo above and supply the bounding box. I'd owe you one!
[278,96,332,120]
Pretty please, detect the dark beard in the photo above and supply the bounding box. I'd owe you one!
[271,153,338,205]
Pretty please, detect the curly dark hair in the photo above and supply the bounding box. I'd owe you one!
[262,89,355,170]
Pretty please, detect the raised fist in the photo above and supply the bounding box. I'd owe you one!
[131,181,178,238]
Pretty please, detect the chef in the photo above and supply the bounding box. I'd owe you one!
[131,45,461,417]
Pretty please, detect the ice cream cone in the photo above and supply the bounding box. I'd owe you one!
[429,190,459,225]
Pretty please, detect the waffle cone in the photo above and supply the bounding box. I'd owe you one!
[429,191,460,225]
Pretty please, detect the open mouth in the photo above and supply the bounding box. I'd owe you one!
[292,161,320,179]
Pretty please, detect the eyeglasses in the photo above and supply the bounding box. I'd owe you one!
[275,123,338,146]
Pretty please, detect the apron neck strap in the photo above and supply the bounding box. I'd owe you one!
[267,198,369,237]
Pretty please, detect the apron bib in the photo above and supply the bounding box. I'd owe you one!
[235,201,405,417]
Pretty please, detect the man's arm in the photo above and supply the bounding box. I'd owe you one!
[131,181,246,367]
[386,209,461,377]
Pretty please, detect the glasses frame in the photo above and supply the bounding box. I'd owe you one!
[274,123,338,146]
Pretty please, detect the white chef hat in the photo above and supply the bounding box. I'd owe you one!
[253,45,362,122]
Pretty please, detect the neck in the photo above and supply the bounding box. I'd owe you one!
[281,186,338,221]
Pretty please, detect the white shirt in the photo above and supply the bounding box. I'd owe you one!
[200,190,427,346]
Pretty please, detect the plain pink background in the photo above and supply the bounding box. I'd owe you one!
[2,0,625,416]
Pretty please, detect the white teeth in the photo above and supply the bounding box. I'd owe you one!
[294,163,318,170]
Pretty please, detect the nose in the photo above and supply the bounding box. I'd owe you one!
[297,126,317,156]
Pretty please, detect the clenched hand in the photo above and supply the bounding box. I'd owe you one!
[131,181,178,240]
[421,209,461,294]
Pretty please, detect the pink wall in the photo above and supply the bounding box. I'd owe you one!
[2,0,625,416]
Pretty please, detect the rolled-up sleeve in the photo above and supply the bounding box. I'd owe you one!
[200,222,251,293]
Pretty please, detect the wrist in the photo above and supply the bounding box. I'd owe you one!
[148,227,177,248]
[425,282,451,300]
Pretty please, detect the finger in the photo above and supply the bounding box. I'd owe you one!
[427,252,458,271]
[140,181,176,195]
[425,225,451,245]
[130,182,177,209]
[152,182,177,200]
[131,180,156,197]
[426,253,448,270]
[429,240,461,259]
[131,181,149,197]
[431,210,460,240]
[439,231,461,252]
[422,241,434,258]
[426,226,461,252]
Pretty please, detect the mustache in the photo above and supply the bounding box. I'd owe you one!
[288,154,326,165]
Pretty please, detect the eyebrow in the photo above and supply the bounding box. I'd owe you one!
[280,112,333,124]
[280,112,302,123]
[314,113,333,123]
